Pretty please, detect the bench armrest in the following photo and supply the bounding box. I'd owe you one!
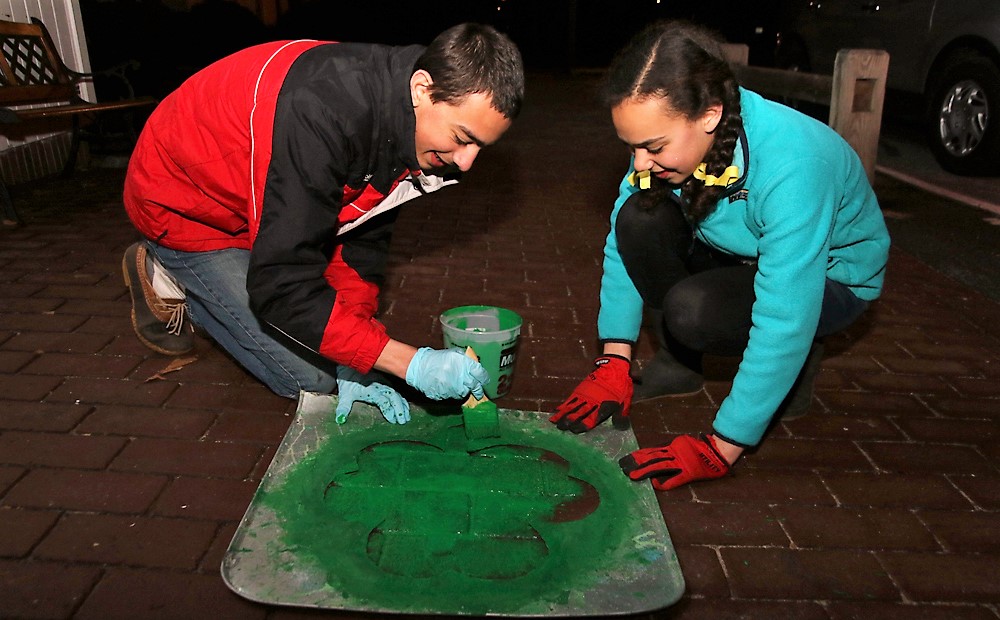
[64,60,143,100]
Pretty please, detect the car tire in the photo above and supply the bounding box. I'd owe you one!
[924,53,1000,176]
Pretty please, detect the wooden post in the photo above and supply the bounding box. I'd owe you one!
[724,44,888,183]
[829,49,890,183]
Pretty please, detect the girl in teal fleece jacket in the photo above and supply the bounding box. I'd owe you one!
[549,20,890,490]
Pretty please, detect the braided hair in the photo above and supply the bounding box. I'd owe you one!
[603,20,743,223]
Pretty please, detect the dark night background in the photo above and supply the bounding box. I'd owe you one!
[79,0,788,100]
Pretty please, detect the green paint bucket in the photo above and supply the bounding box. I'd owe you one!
[439,305,522,399]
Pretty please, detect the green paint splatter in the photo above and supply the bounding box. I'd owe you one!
[262,413,644,615]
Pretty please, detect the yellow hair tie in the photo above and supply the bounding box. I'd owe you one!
[628,169,652,190]
[693,164,740,187]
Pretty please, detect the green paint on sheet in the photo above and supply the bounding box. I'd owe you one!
[262,413,645,615]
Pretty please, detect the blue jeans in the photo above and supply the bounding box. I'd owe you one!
[146,242,338,398]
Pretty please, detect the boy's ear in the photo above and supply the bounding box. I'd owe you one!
[410,69,433,107]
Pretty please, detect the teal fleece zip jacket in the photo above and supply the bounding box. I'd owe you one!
[597,88,890,447]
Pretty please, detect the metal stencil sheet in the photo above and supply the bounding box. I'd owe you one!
[222,392,684,616]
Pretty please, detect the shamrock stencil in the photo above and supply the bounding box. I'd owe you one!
[324,440,599,580]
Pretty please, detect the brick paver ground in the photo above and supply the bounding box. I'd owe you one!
[1,73,999,619]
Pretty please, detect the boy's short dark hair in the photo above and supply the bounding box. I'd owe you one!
[414,23,524,120]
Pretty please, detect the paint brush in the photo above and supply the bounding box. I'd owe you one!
[461,346,500,439]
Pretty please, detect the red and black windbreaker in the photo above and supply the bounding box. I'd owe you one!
[124,40,455,372]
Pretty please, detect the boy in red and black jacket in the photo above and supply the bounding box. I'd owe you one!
[122,23,524,425]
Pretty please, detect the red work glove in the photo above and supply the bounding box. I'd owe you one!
[618,434,730,491]
[549,354,633,433]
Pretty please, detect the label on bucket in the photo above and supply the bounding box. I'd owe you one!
[500,346,517,370]
[492,343,519,397]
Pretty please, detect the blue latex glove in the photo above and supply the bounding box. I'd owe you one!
[335,366,411,425]
[405,347,490,400]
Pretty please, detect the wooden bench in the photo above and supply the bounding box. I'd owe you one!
[0,17,157,226]
[721,44,889,184]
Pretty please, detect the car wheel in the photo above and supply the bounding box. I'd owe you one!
[925,54,1000,176]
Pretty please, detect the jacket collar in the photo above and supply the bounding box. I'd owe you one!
[386,44,424,175]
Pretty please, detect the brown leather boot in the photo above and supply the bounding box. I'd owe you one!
[122,242,194,355]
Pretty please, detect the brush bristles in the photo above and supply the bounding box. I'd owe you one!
[463,400,500,439]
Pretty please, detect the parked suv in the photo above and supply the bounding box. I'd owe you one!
[777,0,1000,176]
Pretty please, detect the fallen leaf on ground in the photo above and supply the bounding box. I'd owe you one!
[145,356,198,382]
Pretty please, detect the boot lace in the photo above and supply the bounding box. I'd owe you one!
[156,299,188,336]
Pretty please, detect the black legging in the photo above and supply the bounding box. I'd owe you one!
[615,192,868,355]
